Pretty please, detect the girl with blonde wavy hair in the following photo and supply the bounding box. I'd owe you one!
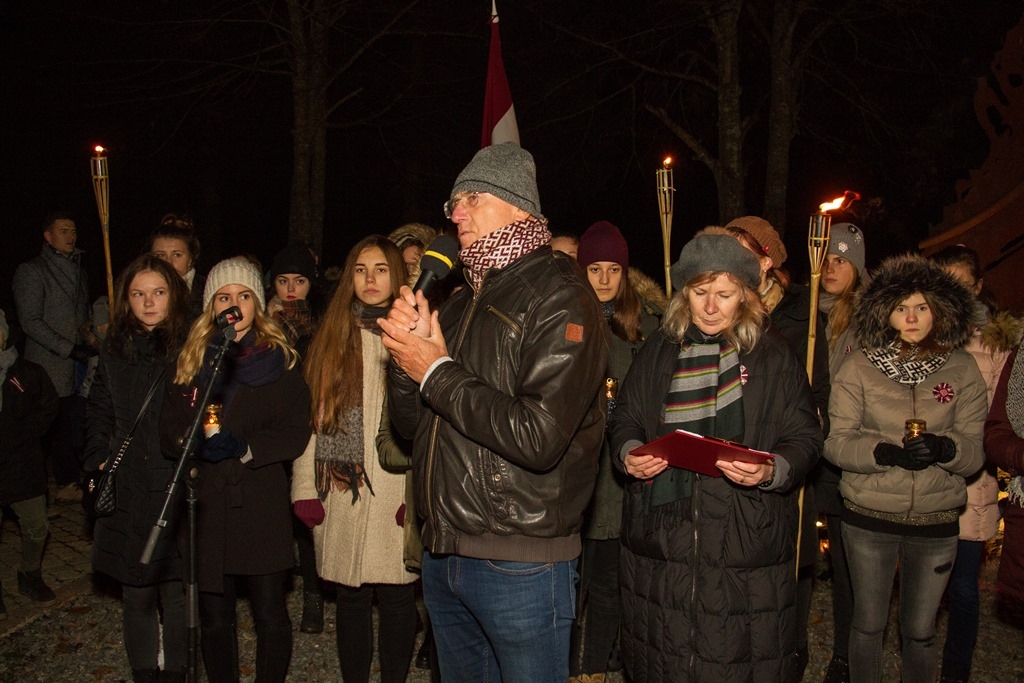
[160,256,311,683]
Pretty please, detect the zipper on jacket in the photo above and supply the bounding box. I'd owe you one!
[484,304,522,335]
[908,384,918,519]
[424,282,486,541]
[688,476,701,678]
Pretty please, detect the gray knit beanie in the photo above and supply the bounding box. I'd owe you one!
[450,142,543,218]
[204,257,266,309]
[671,234,762,291]
[829,223,866,274]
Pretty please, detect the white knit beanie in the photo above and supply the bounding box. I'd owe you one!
[204,257,266,309]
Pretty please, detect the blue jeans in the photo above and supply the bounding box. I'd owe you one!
[942,539,984,680]
[422,552,577,683]
[843,523,957,683]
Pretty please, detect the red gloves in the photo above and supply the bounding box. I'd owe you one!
[294,499,326,528]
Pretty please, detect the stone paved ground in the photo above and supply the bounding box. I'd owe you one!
[2,489,1024,681]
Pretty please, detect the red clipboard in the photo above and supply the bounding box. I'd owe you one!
[628,429,774,477]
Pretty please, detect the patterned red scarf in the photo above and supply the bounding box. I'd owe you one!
[459,216,552,290]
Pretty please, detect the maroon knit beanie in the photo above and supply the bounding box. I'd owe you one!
[577,221,629,269]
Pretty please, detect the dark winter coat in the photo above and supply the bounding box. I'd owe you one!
[608,327,822,682]
[986,347,1024,602]
[85,335,180,586]
[0,355,59,505]
[768,283,831,567]
[12,246,90,396]
[160,343,311,592]
[583,275,663,541]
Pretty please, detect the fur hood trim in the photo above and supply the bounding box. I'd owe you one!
[853,253,981,350]
[629,267,668,315]
[387,223,439,287]
[980,310,1024,353]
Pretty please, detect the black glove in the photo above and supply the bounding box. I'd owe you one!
[873,441,929,471]
[70,343,98,363]
[199,429,248,463]
[904,433,956,465]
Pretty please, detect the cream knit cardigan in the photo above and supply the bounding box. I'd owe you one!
[291,329,417,587]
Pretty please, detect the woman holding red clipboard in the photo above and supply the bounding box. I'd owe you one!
[609,232,822,683]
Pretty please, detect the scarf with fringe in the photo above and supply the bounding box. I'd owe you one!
[313,301,389,503]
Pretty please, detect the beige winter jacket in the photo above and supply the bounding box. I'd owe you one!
[959,312,1023,540]
[826,349,988,517]
[291,329,417,587]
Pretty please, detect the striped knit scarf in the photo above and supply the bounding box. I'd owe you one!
[649,325,745,506]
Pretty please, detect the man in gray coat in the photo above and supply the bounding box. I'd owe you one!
[12,212,94,501]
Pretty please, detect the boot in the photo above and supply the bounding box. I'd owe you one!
[822,655,850,683]
[415,631,433,670]
[131,669,158,683]
[17,569,57,606]
[299,589,324,634]
[159,669,186,683]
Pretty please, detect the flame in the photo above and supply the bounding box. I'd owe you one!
[663,156,673,168]
[819,190,860,214]
[94,145,106,155]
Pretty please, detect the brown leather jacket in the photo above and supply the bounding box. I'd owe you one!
[388,247,609,563]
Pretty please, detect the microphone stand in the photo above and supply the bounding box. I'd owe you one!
[141,321,237,683]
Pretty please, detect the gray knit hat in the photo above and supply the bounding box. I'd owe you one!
[671,234,762,290]
[449,142,543,219]
[204,257,266,309]
[828,223,866,274]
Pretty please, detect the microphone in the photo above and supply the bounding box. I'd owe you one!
[413,235,459,295]
[215,306,243,341]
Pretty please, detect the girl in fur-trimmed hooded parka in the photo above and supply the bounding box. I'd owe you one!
[824,254,988,683]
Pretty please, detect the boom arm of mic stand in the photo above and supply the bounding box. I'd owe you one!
[140,330,234,565]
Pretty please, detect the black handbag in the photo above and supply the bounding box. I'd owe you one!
[83,368,166,517]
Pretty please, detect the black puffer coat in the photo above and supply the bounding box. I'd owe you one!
[85,335,180,586]
[768,283,831,567]
[0,354,59,506]
[609,328,822,683]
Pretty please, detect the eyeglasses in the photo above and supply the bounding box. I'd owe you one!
[443,191,483,219]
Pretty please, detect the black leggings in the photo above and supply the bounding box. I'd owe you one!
[122,581,187,672]
[198,571,292,683]
[570,538,621,675]
[335,582,418,683]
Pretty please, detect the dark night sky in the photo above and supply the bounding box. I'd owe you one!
[1,1,1021,319]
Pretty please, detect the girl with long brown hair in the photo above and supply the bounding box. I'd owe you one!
[292,235,419,683]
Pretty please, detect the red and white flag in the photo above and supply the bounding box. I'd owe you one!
[481,1,520,147]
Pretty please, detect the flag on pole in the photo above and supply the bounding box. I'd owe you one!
[481,1,520,147]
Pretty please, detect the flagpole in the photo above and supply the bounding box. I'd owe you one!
[482,0,520,147]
